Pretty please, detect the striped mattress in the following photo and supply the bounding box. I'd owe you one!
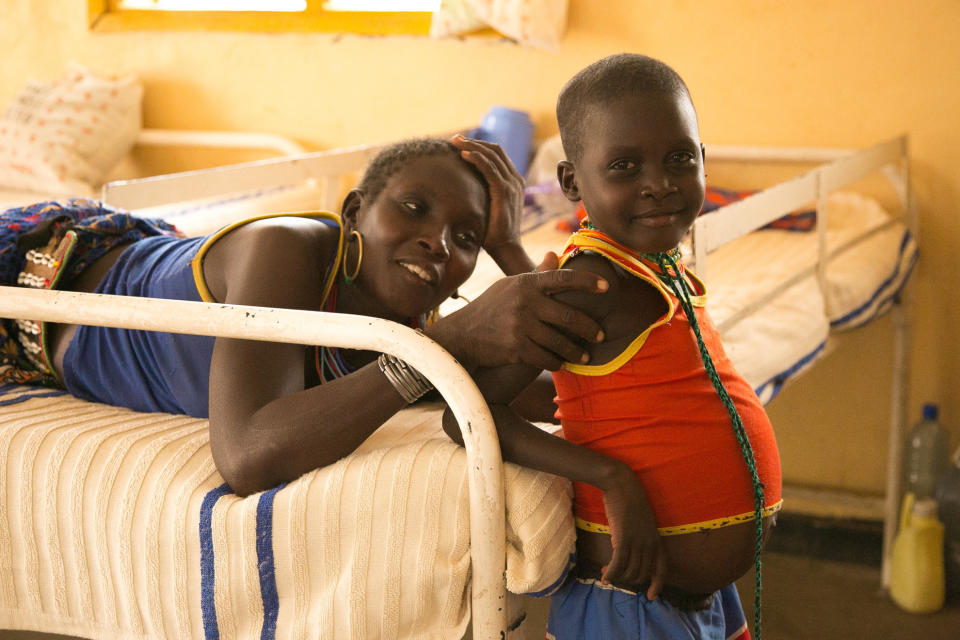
[0,384,574,639]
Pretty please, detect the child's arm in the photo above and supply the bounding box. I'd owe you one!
[442,361,667,598]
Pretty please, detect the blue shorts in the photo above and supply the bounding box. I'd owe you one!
[545,578,749,640]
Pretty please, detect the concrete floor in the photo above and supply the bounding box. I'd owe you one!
[3,552,958,639]
[735,552,960,640]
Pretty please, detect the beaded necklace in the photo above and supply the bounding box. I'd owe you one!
[314,283,351,382]
[564,222,700,294]
[313,281,437,384]
[575,219,767,638]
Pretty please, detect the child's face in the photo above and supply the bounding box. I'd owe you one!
[560,91,705,253]
[350,154,488,319]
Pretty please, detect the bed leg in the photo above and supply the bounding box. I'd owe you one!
[882,295,912,589]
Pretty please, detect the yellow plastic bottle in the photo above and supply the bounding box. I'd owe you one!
[890,492,945,613]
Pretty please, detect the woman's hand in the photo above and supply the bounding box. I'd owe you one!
[451,134,532,275]
[426,257,608,372]
[600,464,667,601]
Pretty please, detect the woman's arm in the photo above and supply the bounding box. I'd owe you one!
[203,218,404,495]
[451,135,534,276]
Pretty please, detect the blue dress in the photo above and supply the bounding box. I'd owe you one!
[61,212,343,418]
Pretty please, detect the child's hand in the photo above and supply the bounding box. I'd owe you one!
[450,134,525,255]
[600,467,667,600]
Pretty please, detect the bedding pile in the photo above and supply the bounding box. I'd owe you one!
[0,386,573,639]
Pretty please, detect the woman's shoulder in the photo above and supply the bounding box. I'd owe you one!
[224,215,338,260]
[202,214,341,307]
[238,212,339,237]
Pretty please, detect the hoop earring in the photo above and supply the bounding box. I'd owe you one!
[342,230,363,284]
[450,290,472,304]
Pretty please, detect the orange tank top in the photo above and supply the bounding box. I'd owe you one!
[552,227,782,536]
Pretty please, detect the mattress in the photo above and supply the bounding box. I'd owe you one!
[0,385,574,639]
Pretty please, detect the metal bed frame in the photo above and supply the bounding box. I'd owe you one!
[0,134,915,638]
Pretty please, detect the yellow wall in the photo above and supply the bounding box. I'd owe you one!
[2,0,957,494]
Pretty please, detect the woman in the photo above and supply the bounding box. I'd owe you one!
[2,135,608,496]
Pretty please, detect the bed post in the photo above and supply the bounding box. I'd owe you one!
[881,137,914,589]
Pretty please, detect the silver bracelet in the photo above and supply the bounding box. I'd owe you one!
[377,353,434,404]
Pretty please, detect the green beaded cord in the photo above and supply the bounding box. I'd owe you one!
[650,250,767,639]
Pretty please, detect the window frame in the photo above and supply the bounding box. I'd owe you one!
[88,0,434,35]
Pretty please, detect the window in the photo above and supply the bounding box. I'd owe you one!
[88,0,441,34]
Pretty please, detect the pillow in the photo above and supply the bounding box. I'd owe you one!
[700,185,756,214]
[0,63,143,197]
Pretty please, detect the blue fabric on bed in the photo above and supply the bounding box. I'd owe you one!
[61,234,214,417]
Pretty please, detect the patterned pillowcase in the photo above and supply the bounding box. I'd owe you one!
[701,186,816,232]
[700,185,755,214]
[0,63,142,196]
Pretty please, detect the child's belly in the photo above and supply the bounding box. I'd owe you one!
[567,409,782,534]
[576,513,777,595]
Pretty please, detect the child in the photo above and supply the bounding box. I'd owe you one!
[443,54,782,639]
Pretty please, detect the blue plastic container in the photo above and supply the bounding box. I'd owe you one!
[472,105,534,176]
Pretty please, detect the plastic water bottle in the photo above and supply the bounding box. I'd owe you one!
[473,106,534,176]
[890,493,945,613]
[904,404,950,499]
[936,449,960,601]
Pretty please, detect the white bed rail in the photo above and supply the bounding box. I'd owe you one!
[692,136,909,279]
[0,286,508,639]
[106,129,467,213]
[103,143,378,212]
[706,144,853,164]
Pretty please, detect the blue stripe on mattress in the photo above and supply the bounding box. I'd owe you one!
[754,339,827,405]
[841,247,918,331]
[830,230,917,328]
[524,552,576,598]
[200,482,233,640]
[0,384,67,405]
[257,483,286,640]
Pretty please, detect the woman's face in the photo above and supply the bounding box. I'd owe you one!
[349,154,488,320]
